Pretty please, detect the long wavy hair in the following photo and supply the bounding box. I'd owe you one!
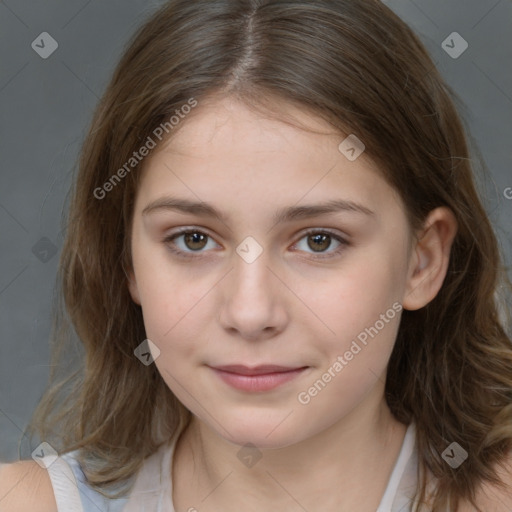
[25,1,512,510]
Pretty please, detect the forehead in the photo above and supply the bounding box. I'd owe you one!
[135,96,404,221]
[162,97,348,157]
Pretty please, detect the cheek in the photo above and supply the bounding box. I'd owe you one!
[141,286,206,351]
[300,303,402,417]
[136,268,228,384]
[133,246,215,340]
[312,255,404,348]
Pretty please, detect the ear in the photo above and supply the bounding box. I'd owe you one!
[402,206,458,311]
[127,268,141,306]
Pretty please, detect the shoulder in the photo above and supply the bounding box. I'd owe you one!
[0,460,57,512]
[458,450,512,512]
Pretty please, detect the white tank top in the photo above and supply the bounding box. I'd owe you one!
[43,422,423,511]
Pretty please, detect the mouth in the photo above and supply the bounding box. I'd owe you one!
[208,364,310,392]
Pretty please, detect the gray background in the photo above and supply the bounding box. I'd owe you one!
[1,0,511,461]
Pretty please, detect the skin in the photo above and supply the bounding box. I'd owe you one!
[127,95,458,511]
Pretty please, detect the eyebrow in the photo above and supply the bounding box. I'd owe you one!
[142,196,375,224]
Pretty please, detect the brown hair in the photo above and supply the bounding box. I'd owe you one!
[25,0,512,510]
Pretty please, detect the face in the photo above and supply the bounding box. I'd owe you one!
[128,96,415,449]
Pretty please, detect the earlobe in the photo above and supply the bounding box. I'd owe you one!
[403,207,458,311]
[127,270,141,306]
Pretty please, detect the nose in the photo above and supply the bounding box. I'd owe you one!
[217,249,289,341]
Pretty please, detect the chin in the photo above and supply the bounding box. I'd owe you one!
[216,416,309,450]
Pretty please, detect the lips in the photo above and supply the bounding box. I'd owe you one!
[209,364,309,392]
[212,364,306,376]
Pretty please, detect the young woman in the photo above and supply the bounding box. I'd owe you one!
[1,1,511,511]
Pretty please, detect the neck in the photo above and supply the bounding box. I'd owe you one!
[172,389,409,512]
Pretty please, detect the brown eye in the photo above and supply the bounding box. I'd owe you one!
[293,230,348,259]
[307,233,332,252]
[163,229,217,258]
[183,232,208,251]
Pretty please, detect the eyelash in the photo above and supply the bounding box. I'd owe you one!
[162,227,349,261]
